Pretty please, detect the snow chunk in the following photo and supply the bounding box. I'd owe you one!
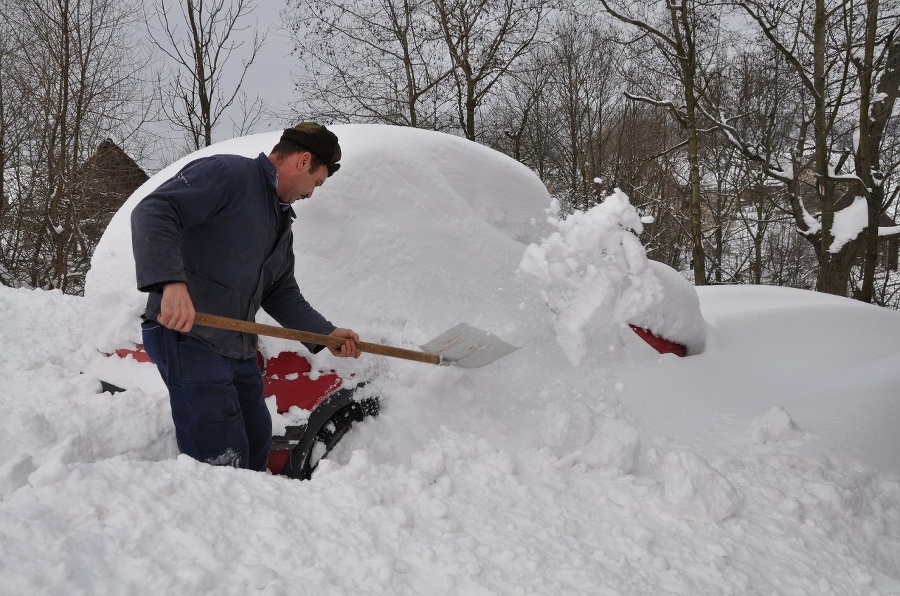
[520,189,706,363]
[829,196,867,253]
[520,189,663,366]
[751,406,803,444]
[663,451,742,523]
[581,418,640,474]
[0,454,35,500]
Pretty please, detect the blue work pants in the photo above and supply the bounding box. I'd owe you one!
[141,321,271,471]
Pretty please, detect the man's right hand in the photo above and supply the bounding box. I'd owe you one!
[158,282,195,332]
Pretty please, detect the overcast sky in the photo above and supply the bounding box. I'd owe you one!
[225,1,299,135]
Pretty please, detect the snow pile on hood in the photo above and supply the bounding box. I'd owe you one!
[520,190,705,365]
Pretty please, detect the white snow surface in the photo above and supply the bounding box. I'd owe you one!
[1,125,899,595]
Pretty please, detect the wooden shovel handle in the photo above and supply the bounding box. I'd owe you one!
[193,312,441,365]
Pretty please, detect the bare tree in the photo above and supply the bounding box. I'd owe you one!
[484,48,553,165]
[546,14,621,211]
[286,0,453,128]
[708,0,900,297]
[698,120,742,283]
[286,0,547,141]
[0,0,149,294]
[698,47,781,285]
[602,97,694,272]
[723,45,802,285]
[147,0,265,149]
[0,11,14,228]
[852,0,900,301]
[484,11,625,214]
[597,0,729,286]
[433,0,549,141]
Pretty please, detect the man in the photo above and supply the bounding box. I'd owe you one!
[131,122,360,472]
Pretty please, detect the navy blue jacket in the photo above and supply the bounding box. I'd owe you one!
[131,152,335,359]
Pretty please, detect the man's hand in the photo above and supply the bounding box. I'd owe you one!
[328,328,361,359]
[158,282,195,332]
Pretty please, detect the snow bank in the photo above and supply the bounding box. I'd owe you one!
[662,451,742,523]
[619,284,900,475]
[751,406,804,445]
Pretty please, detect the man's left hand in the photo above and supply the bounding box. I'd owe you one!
[328,328,361,358]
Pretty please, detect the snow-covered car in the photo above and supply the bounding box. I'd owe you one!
[84,124,704,477]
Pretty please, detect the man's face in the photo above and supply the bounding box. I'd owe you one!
[278,152,328,203]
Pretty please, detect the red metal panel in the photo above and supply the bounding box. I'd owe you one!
[261,351,341,413]
[267,449,289,475]
[113,345,153,363]
[629,325,687,357]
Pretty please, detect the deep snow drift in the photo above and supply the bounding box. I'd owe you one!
[1,125,898,595]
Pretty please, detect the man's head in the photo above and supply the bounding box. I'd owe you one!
[270,122,342,203]
[274,122,341,176]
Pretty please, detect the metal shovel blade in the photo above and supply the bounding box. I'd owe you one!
[420,323,520,368]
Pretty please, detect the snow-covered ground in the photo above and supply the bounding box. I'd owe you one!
[1,125,898,595]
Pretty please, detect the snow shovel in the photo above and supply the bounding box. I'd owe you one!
[192,312,519,368]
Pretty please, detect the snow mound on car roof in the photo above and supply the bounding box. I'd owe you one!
[84,124,553,353]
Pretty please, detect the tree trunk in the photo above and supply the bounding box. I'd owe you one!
[816,250,857,296]
[672,2,706,285]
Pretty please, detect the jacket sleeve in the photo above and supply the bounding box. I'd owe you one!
[261,248,336,353]
[131,157,232,292]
